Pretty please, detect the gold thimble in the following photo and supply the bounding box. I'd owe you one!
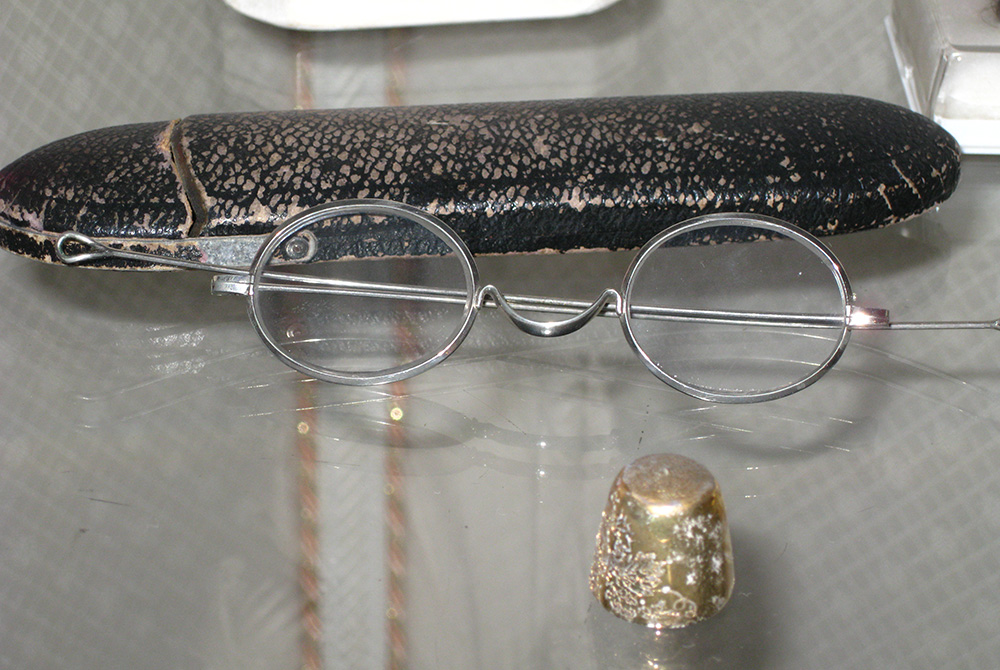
[590,453,734,628]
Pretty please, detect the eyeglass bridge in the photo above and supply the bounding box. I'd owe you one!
[476,286,623,337]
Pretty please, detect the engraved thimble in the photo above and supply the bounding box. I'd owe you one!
[590,453,734,628]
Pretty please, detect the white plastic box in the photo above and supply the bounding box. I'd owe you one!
[888,0,1000,153]
[224,0,623,30]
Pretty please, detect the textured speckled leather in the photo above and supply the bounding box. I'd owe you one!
[0,92,961,267]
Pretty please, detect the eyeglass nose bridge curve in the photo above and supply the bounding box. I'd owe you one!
[476,286,623,337]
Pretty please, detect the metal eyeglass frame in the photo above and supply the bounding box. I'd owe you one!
[55,199,1000,404]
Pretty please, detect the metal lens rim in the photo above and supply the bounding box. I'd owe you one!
[619,212,854,404]
[247,199,479,385]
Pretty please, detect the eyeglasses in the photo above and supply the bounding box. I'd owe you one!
[55,199,1000,404]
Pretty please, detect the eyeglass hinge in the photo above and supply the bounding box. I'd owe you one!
[848,306,891,328]
[211,274,252,296]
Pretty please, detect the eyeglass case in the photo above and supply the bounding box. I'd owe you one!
[0,92,960,269]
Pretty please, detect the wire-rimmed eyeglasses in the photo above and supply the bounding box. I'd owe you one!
[55,199,1000,404]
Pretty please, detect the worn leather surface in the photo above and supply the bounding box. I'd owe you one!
[0,92,961,265]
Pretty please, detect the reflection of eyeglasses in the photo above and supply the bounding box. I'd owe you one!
[56,199,999,403]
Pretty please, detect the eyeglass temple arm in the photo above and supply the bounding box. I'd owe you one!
[212,272,1000,333]
[55,232,250,276]
[56,232,1000,334]
[850,313,1000,331]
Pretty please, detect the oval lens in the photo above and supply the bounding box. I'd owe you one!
[248,202,477,385]
[622,214,850,403]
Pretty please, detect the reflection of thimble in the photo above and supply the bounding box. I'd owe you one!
[590,453,734,628]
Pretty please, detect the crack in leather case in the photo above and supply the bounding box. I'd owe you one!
[0,92,961,270]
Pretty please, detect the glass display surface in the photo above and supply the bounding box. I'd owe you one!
[2,1,998,668]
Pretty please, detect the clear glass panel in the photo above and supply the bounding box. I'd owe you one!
[254,208,473,379]
[625,221,848,399]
